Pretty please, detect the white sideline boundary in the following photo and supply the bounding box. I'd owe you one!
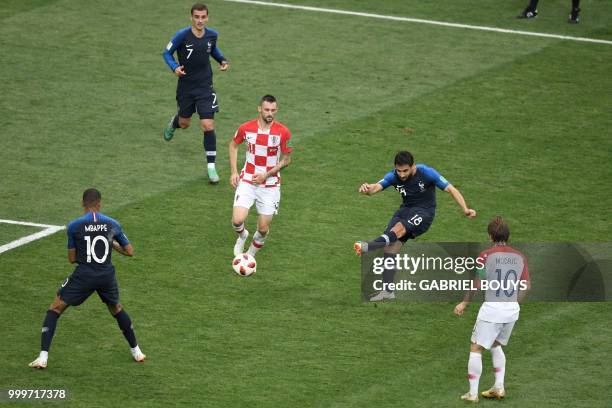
[0,219,65,255]
[220,0,612,46]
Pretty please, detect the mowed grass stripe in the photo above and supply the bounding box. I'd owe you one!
[1,0,558,223]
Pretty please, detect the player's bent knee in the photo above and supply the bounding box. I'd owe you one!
[470,342,485,353]
[232,210,249,225]
[201,119,214,132]
[50,296,68,314]
[232,216,246,225]
[392,222,406,237]
[108,303,122,315]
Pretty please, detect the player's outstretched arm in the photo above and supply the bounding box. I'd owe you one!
[113,240,134,257]
[444,185,476,218]
[358,183,383,196]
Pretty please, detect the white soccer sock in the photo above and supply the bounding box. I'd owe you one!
[491,345,506,389]
[468,352,482,396]
[130,345,142,356]
[233,223,247,239]
[207,162,216,169]
[247,231,267,256]
[39,351,48,362]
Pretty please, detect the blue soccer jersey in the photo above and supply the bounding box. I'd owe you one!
[378,164,450,208]
[66,212,129,271]
[163,26,226,87]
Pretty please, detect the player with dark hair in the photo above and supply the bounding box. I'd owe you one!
[229,95,292,258]
[162,3,229,184]
[354,150,476,301]
[28,189,145,368]
[454,217,531,402]
[518,0,581,24]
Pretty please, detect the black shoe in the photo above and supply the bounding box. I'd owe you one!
[568,8,580,24]
[517,8,538,19]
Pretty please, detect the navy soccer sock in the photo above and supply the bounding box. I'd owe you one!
[171,114,180,129]
[203,130,217,164]
[41,310,60,352]
[366,230,398,251]
[114,309,138,348]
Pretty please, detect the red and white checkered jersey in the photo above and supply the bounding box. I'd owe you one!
[233,119,293,187]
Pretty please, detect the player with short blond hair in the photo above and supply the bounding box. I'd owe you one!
[162,3,229,184]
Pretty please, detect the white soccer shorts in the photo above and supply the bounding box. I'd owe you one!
[233,182,280,216]
[471,319,516,349]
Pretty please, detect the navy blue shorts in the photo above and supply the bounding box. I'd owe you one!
[57,265,120,306]
[386,206,435,242]
[176,84,219,119]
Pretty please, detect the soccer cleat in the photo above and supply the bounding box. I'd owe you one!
[369,290,395,302]
[517,8,537,19]
[28,357,47,369]
[207,167,220,184]
[133,351,146,362]
[460,392,479,403]
[568,8,580,24]
[354,241,368,257]
[481,387,505,400]
[234,229,249,256]
[163,116,177,141]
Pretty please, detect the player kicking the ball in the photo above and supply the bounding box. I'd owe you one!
[454,217,530,402]
[229,95,292,258]
[354,151,476,301]
[29,189,145,369]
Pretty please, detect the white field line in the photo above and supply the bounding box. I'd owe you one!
[0,219,65,255]
[220,0,612,46]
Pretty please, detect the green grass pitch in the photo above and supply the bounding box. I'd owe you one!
[1,0,611,406]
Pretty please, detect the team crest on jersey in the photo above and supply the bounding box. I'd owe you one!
[418,180,426,192]
[270,135,280,145]
[207,41,212,53]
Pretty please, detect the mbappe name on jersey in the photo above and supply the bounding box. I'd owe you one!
[84,224,108,232]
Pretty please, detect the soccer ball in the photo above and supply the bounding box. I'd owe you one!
[232,253,257,276]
